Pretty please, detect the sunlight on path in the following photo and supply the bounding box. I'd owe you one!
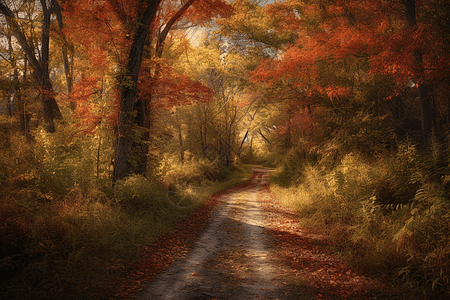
[138,169,305,300]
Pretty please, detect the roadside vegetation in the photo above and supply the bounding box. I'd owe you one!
[0,117,251,300]
[269,133,450,299]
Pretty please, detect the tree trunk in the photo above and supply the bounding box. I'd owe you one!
[6,33,17,117]
[201,106,208,157]
[19,58,31,139]
[131,98,151,175]
[126,0,199,174]
[405,0,435,142]
[113,0,161,182]
[175,113,185,164]
[237,130,249,157]
[156,0,196,57]
[40,0,63,132]
[53,0,75,109]
[258,128,271,145]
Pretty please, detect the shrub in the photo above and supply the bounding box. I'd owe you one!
[269,139,450,298]
[33,126,113,195]
[158,153,227,185]
[269,148,308,187]
[332,113,396,159]
[113,175,169,214]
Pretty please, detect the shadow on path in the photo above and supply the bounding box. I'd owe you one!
[137,168,388,300]
[138,168,308,300]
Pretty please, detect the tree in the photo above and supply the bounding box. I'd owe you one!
[111,0,231,182]
[112,0,162,182]
[0,0,63,133]
[405,0,433,141]
[174,36,264,166]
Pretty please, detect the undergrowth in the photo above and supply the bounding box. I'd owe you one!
[0,121,252,300]
[269,137,450,300]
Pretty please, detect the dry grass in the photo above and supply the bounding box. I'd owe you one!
[269,147,450,299]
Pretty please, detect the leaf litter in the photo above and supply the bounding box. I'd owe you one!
[106,168,395,300]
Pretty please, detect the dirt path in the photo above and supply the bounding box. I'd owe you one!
[138,168,307,300]
[137,168,387,300]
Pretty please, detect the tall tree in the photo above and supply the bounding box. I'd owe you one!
[62,0,231,181]
[112,0,162,182]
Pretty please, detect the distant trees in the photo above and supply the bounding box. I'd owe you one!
[219,0,450,151]
[159,36,253,168]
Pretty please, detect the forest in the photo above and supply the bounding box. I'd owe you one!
[1,0,450,299]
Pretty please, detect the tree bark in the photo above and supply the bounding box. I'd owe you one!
[19,57,31,139]
[258,128,271,145]
[131,98,151,175]
[156,0,196,57]
[201,105,209,157]
[113,0,161,182]
[6,33,17,117]
[237,130,248,157]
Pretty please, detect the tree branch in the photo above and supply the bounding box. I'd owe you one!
[156,0,196,57]
[0,2,42,75]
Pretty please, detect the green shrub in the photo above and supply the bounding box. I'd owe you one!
[332,113,396,159]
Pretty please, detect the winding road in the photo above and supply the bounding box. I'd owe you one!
[138,168,307,300]
[137,168,385,300]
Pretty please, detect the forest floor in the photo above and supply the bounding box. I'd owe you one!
[108,168,395,300]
